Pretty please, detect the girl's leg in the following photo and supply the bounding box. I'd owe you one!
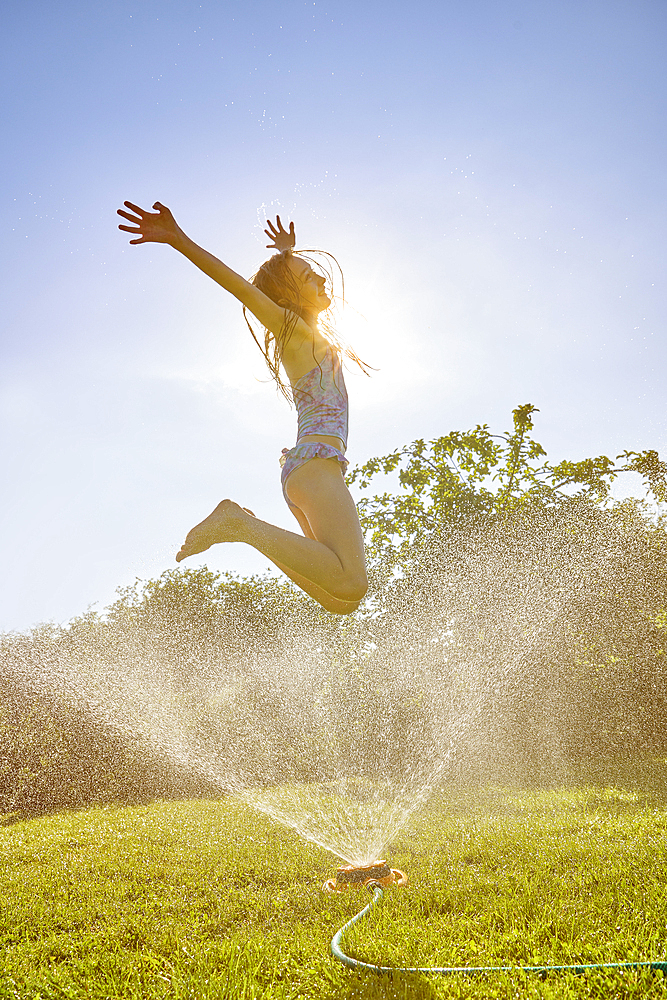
[271,505,362,614]
[236,500,361,613]
[175,458,368,609]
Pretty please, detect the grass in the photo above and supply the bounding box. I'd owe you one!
[1,785,667,999]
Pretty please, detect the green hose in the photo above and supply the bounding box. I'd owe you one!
[331,884,667,977]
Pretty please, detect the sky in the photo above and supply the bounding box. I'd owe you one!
[1,0,665,632]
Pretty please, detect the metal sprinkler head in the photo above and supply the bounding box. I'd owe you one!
[322,859,409,893]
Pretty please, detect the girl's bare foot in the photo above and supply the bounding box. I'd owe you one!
[175,500,253,562]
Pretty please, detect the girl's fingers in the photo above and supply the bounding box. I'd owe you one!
[264,216,295,249]
[118,200,164,243]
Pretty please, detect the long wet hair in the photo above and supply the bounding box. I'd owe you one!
[243,249,370,400]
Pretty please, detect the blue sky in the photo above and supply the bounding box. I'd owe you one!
[1,0,665,631]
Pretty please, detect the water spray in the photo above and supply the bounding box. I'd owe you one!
[322,859,408,893]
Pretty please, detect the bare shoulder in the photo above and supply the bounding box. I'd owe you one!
[281,325,331,383]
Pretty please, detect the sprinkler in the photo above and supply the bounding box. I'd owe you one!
[322,859,408,893]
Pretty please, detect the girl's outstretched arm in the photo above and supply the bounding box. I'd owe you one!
[117,201,304,340]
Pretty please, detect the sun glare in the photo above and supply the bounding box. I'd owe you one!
[333,285,430,407]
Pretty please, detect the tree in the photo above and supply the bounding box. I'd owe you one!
[347,403,667,566]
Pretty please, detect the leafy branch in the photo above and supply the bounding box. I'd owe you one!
[347,403,667,565]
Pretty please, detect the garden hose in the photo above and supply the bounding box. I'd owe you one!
[330,884,667,977]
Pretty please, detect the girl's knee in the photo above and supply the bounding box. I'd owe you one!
[338,571,368,604]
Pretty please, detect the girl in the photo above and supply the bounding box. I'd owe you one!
[117,202,368,615]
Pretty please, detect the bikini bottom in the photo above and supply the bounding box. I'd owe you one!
[280,442,349,512]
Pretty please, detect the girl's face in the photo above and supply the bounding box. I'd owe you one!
[287,257,331,314]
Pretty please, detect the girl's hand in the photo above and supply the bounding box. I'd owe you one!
[117,201,183,246]
[264,215,296,252]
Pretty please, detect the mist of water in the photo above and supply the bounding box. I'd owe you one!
[5,504,662,864]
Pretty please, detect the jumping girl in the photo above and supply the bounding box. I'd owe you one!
[117,202,368,615]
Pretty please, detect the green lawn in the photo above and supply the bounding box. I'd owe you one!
[1,785,667,999]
